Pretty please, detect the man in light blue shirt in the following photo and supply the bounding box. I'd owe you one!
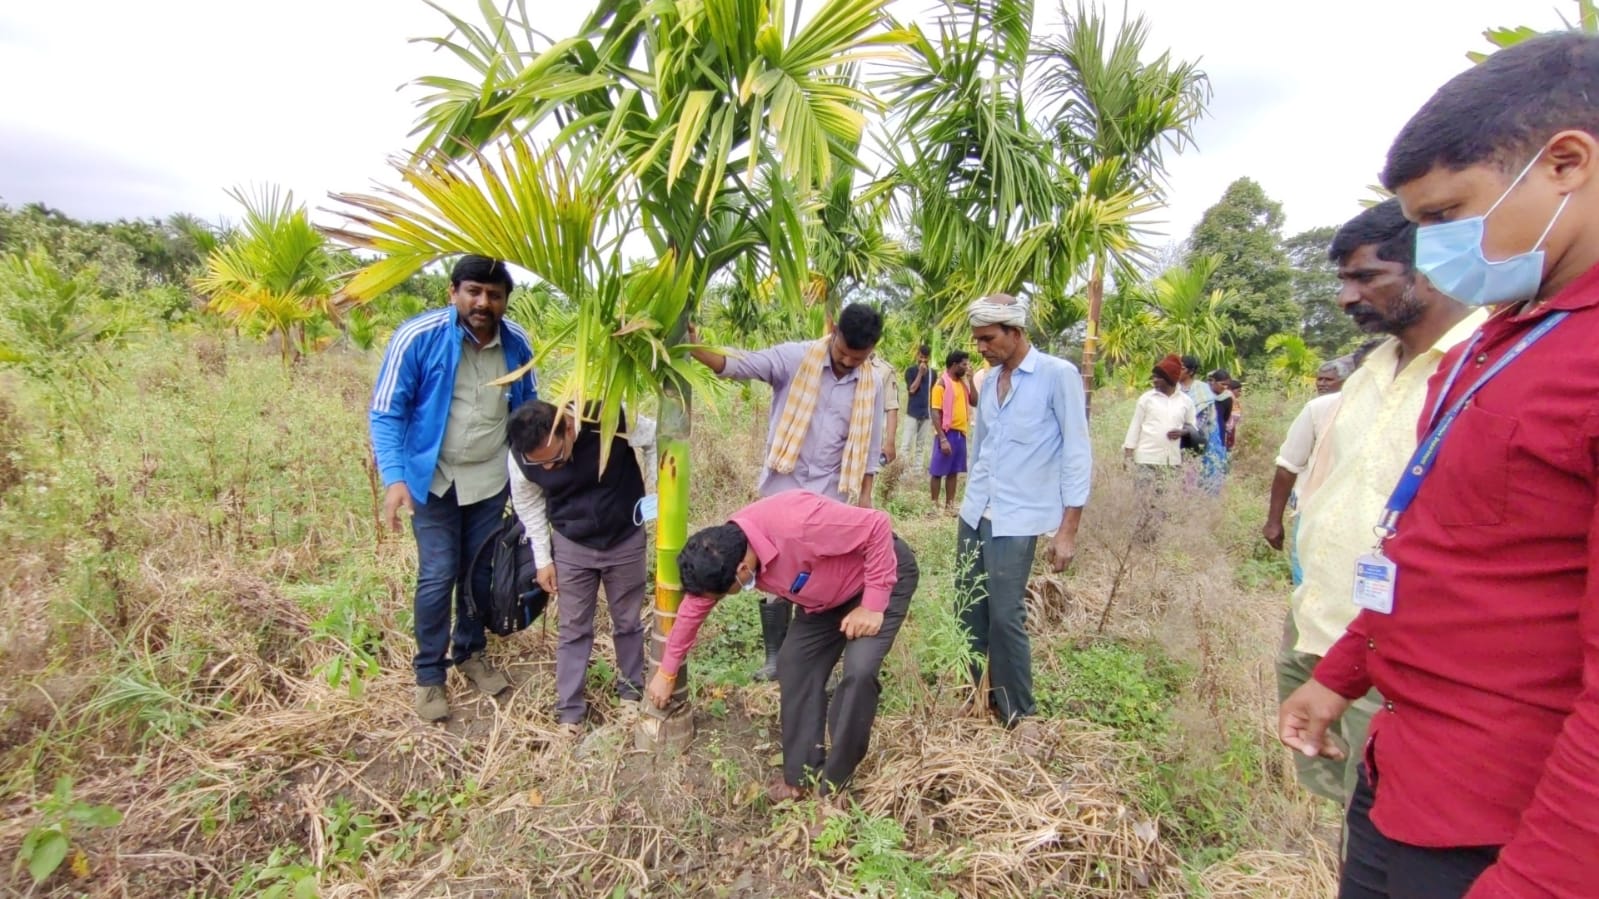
[957,293,1091,727]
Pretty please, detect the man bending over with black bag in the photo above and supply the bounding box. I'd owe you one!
[509,401,655,738]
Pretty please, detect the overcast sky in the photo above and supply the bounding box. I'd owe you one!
[0,0,1562,247]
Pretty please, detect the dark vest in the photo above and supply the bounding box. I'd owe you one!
[514,413,645,551]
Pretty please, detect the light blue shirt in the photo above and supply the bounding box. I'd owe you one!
[959,348,1092,537]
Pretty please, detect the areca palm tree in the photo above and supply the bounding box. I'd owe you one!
[808,155,902,317]
[1134,254,1233,368]
[1266,332,1322,386]
[885,0,1067,325]
[329,0,908,742]
[1032,2,1210,403]
[195,186,337,364]
[884,0,1162,360]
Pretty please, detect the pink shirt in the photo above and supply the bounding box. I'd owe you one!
[660,491,898,676]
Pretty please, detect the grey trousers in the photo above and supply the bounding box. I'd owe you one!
[552,527,647,724]
[777,535,918,792]
[956,517,1038,725]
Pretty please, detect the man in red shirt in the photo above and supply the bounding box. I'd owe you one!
[644,491,918,801]
[1279,34,1599,898]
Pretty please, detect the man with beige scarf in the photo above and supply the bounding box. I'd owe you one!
[687,303,886,680]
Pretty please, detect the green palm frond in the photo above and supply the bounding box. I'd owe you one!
[1266,332,1322,385]
[1032,2,1211,201]
[194,186,336,362]
[1125,255,1233,367]
[327,138,632,303]
[329,137,718,465]
[1465,0,1595,66]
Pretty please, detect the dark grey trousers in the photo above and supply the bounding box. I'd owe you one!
[551,527,647,724]
[956,517,1038,725]
[777,536,918,792]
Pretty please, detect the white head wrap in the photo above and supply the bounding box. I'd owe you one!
[966,293,1029,328]
[1322,355,1355,379]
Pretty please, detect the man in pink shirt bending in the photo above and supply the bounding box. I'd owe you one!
[645,490,919,800]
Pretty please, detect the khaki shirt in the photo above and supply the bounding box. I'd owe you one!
[1291,310,1486,656]
[430,332,512,504]
[871,357,901,412]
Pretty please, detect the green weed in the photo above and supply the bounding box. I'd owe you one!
[13,776,122,886]
[811,805,958,898]
[229,845,318,899]
[1042,641,1184,744]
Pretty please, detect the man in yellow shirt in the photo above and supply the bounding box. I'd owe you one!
[1278,199,1482,807]
[929,350,973,513]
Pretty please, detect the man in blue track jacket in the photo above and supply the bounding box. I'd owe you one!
[369,256,538,721]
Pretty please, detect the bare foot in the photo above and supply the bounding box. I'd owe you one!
[766,779,808,803]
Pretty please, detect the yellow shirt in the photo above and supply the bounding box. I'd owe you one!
[1290,310,1486,656]
[929,374,971,434]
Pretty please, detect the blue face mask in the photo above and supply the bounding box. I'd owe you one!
[1415,150,1569,307]
[632,494,658,526]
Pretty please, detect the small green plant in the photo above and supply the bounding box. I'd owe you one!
[811,805,958,898]
[1046,641,1184,744]
[684,596,765,687]
[710,755,742,799]
[14,776,122,885]
[324,797,377,867]
[1141,724,1271,865]
[293,581,385,699]
[230,845,319,899]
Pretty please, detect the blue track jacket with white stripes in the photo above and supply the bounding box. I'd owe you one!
[369,306,538,505]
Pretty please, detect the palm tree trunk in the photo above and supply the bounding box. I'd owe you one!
[1080,255,1105,417]
[638,377,695,750]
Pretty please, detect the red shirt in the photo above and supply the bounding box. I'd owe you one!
[1315,264,1599,898]
[660,491,898,676]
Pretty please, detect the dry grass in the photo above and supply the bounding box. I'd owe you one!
[0,343,1336,897]
[1192,846,1340,899]
[853,716,1177,897]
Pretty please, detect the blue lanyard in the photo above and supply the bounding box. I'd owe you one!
[1376,311,1568,541]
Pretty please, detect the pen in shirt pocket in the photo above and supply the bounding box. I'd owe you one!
[790,572,810,593]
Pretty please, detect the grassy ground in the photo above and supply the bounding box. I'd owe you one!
[0,332,1337,897]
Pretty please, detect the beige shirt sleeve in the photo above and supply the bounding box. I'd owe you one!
[1275,401,1320,474]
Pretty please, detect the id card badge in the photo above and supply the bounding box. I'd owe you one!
[1352,553,1397,614]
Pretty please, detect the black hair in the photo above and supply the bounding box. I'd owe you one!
[1328,199,1416,269]
[507,400,560,456]
[918,344,931,356]
[836,302,884,351]
[1227,378,1242,390]
[1208,369,1232,382]
[678,523,750,596]
[1383,33,1599,189]
[1180,355,1201,375]
[944,349,970,369]
[450,254,514,293]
